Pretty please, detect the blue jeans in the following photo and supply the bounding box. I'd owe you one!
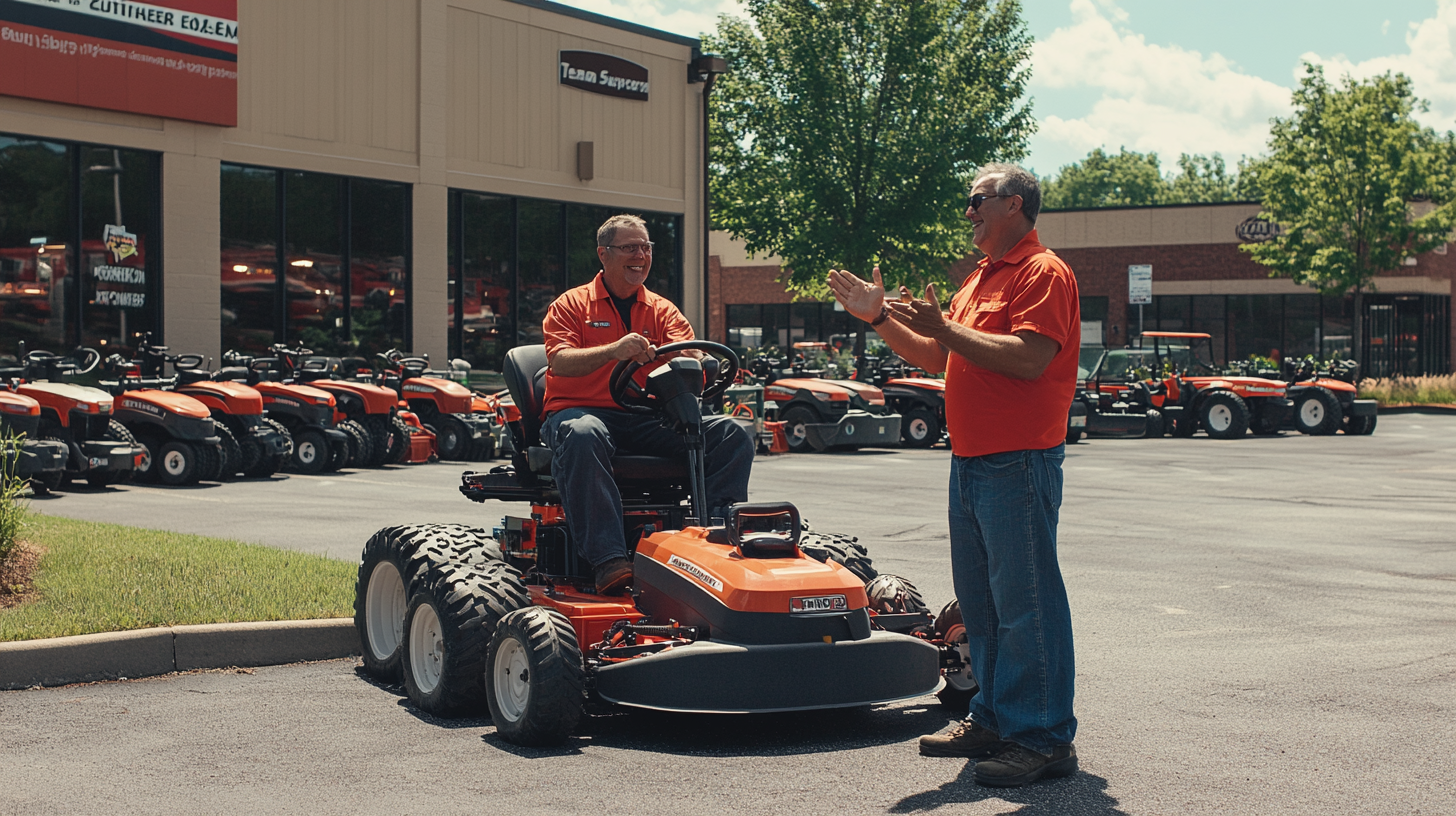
[541,408,754,567]
[949,445,1077,754]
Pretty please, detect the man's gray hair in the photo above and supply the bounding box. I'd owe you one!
[975,163,1041,225]
[597,214,648,247]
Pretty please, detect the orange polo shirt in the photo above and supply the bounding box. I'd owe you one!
[945,229,1080,458]
[542,272,695,414]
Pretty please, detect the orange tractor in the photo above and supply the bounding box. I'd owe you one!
[1140,332,1294,439]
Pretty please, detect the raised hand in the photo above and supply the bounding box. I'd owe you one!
[827,265,887,323]
[886,282,949,340]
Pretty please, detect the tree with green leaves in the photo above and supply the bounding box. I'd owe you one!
[1240,65,1456,364]
[705,0,1034,350]
[1040,148,1239,209]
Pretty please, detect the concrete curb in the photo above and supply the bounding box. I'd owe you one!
[0,618,358,690]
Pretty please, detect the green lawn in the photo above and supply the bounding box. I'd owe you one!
[0,514,356,643]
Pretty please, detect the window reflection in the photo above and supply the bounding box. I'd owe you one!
[0,136,70,354]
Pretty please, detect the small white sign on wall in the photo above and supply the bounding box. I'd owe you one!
[1128,264,1152,305]
[1081,321,1103,346]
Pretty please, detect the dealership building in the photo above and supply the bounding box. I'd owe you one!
[710,202,1455,378]
[1,0,715,374]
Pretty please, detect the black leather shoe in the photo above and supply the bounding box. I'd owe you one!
[918,721,1006,758]
[594,557,633,595]
[973,743,1078,787]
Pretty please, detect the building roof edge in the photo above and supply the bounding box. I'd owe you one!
[506,0,702,50]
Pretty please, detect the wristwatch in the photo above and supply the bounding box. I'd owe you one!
[870,305,891,327]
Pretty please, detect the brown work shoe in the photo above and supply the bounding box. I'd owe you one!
[594,557,633,595]
[973,743,1078,787]
[918,720,1006,758]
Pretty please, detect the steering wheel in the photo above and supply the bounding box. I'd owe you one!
[170,353,206,370]
[608,341,739,415]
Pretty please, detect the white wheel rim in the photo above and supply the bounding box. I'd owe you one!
[493,637,531,723]
[163,449,187,476]
[1300,399,1323,425]
[408,602,444,694]
[944,624,976,691]
[138,447,153,473]
[297,440,318,464]
[789,421,807,441]
[442,427,458,450]
[1207,404,1232,432]
[365,561,406,661]
[909,418,929,440]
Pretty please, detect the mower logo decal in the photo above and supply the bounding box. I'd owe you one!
[667,555,723,592]
[791,594,847,613]
[121,399,161,415]
[403,384,435,392]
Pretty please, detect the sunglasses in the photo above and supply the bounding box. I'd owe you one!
[967,193,1009,211]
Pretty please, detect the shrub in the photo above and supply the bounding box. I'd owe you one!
[1359,374,1456,405]
[0,431,29,565]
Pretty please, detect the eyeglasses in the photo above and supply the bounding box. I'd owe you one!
[967,194,1009,211]
[604,242,654,255]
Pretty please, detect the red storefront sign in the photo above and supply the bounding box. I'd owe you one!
[0,0,237,126]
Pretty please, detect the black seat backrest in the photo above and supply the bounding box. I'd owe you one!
[503,345,550,448]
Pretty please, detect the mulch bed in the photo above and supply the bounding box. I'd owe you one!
[0,541,42,609]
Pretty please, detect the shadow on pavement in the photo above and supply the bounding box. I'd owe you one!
[891,762,1127,815]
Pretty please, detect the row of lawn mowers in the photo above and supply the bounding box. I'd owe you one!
[0,336,508,493]
[352,341,976,746]
[1073,332,1379,441]
[737,341,1085,452]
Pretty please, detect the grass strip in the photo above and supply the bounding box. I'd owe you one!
[0,514,355,643]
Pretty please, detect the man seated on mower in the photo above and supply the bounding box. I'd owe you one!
[542,214,754,595]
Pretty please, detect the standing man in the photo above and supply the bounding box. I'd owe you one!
[827,164,1080,787]
[542,214,754,595]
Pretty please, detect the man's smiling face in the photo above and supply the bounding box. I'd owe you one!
[598,223,653,298]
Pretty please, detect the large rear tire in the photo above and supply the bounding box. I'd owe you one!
[193,440,223,483]
[289,429,329,474]
[1200,392,1250,440]
[865,573,930,615]
[485,606,585,746]
[1294,389,1342,435]
[402,560,530,716]
[339,420,373,467]
[779,405,819,453]
[245,418,290,478]
[355,525,435,681]
[933,600,978,712]
[798,531,877,583]
[214,423,243,479]
[900,407,941,448]
[389,415,413,464]
[362,416,393,467]
[435,416,471,461]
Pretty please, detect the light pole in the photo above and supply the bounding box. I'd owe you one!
[690,53,727,341]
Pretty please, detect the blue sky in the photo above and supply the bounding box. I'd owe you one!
[552,0,1456,177]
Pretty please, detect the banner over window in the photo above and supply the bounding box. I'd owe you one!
[0,0,238,126]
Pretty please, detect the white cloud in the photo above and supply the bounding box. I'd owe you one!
[549,0,747,41]
[1301,0,1456,130]
[1028,0,1292,171]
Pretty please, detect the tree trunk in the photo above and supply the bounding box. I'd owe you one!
[1351,287,1364,372]
[850,253,868,358]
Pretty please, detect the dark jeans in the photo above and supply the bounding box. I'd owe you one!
[949,445,1077,754]
[541,408,754,567]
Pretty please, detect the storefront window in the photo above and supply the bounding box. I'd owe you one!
[447,192,684,374]
[221,165,279,353]
[1191,295,1227,364]
[1321,295,1353,361]
[0,134,161,358]
[1284,295,1320,361]
[0,136,71,354]
[1227,295,1283,363]
[220,164,411,355]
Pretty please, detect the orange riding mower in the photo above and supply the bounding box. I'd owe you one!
[0,352,88,493]
[353,349,498,462]
[352,342,975,746]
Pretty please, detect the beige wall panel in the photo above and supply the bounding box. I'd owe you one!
[709,231,782,268]
[162,150,222,361]
[1039,203,1265,249]
[0,97,165,149]
[412,184,450,363]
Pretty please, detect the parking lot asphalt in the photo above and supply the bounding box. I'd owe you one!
[5,414,1455,815]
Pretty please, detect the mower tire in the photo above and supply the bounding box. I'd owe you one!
[289,428,330,474]
[214,423,243,479]
[1169,412,1198,437]
[1294,388,1342,435]
[779,405,819,453]
[360,416,392,467]
[325,435,348,472]
[900,407,942,448]
[1199,392,1249,440]
[933,600,978,712]
[402,560,531,716]
[193,440,223,483]
[486,606,585,746]
[32,470,63,495]
[88,420,138,488]
[339,420,373,468]
[799,532,877,583]
[415,523,505,566]
[245,418,290,478]
[156,440,204,485]
[434,416,471,461]
[389,415,413,464]
[1344,412,1377,435]
[865,573,931,615]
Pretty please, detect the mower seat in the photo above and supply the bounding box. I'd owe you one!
[503,345,688,482]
